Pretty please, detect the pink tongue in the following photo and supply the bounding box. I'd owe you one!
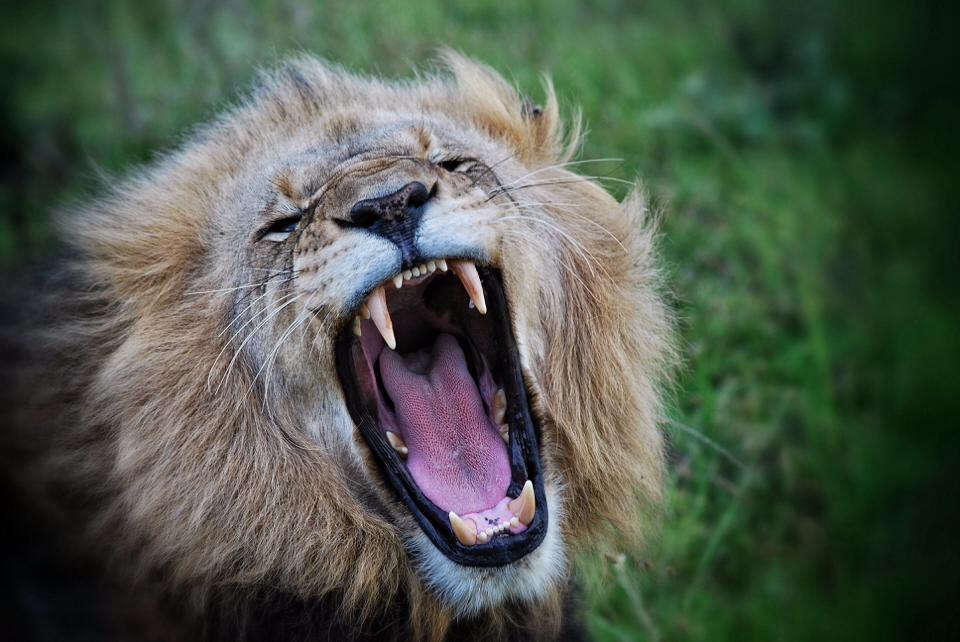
[378,334,511,514]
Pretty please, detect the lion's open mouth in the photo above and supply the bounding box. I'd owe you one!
[335,261,547,566]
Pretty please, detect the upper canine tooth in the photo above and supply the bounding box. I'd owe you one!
[367,286,396,350]
[450,261,487,315]
[508,480,536,526]
[437,259,449,272]
[392,274,403,289]
[492,389,506,424]
[385,431,408,458]
[450,512,478,546]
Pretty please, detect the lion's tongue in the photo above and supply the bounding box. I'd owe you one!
[378,333,511,514]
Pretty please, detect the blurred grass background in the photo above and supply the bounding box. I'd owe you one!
[1,1,957,640]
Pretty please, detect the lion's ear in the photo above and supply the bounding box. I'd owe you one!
[438,50,580,168]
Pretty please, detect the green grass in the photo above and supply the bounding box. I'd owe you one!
[2,1,956,640]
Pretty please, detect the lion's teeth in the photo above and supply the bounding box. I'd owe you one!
[392,274,403,289]
[508,480,536,526]
[403,269,412,281]
[509,516,520,529]
[359,303,371,319]
[437,259,448,272]
[352,317,362,337]
[427,260,437,272]
[412,266,421,277]
[498,424,509,444]
[449,511,477,546]
[492,388,506,424]
[367,286,396,349]
[477,530,489,544]
[450,260,487,315]
[385,431,408,457]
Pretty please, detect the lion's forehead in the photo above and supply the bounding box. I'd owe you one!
[232,112,509,207]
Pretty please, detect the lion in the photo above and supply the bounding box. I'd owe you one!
[0,53,673,641]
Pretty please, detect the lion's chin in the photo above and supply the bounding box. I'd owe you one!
[410,481,566,616]
[335,262,549,567]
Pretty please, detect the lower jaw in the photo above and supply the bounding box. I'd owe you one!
[408,481,567,617]
[335,267,548,566]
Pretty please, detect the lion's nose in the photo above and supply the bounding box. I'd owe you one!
[349,181,432,228]
[347,181,435,267]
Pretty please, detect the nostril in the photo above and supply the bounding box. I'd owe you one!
[405,181,431,208]
[348,201,381,228]
[348,181,434,227]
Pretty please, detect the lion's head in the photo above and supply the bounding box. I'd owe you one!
[31,53,672,636]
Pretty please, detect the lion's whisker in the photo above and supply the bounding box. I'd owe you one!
[495,212,607,277]
[252,305,315,412]
[186,270,296,295]
[500,200,630,255]
[217,292,305,395]
[493,213,614,311]
[491,158,624,192]
[219,288,281,339]
[208,291,303,394]
[467,152,516,189]
[486,174,636,203]
[218,275,300,338]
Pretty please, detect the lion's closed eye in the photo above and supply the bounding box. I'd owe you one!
[436,158,473,173]
[260,214,303,242]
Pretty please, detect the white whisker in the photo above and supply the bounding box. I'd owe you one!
[209,291,303,394]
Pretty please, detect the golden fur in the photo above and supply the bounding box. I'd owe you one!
[2,53,673,640]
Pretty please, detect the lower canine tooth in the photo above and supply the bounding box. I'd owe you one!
[385,431,408,458]
[449,511,478,546]
[492,389,506,424]
[509,480,536,526]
